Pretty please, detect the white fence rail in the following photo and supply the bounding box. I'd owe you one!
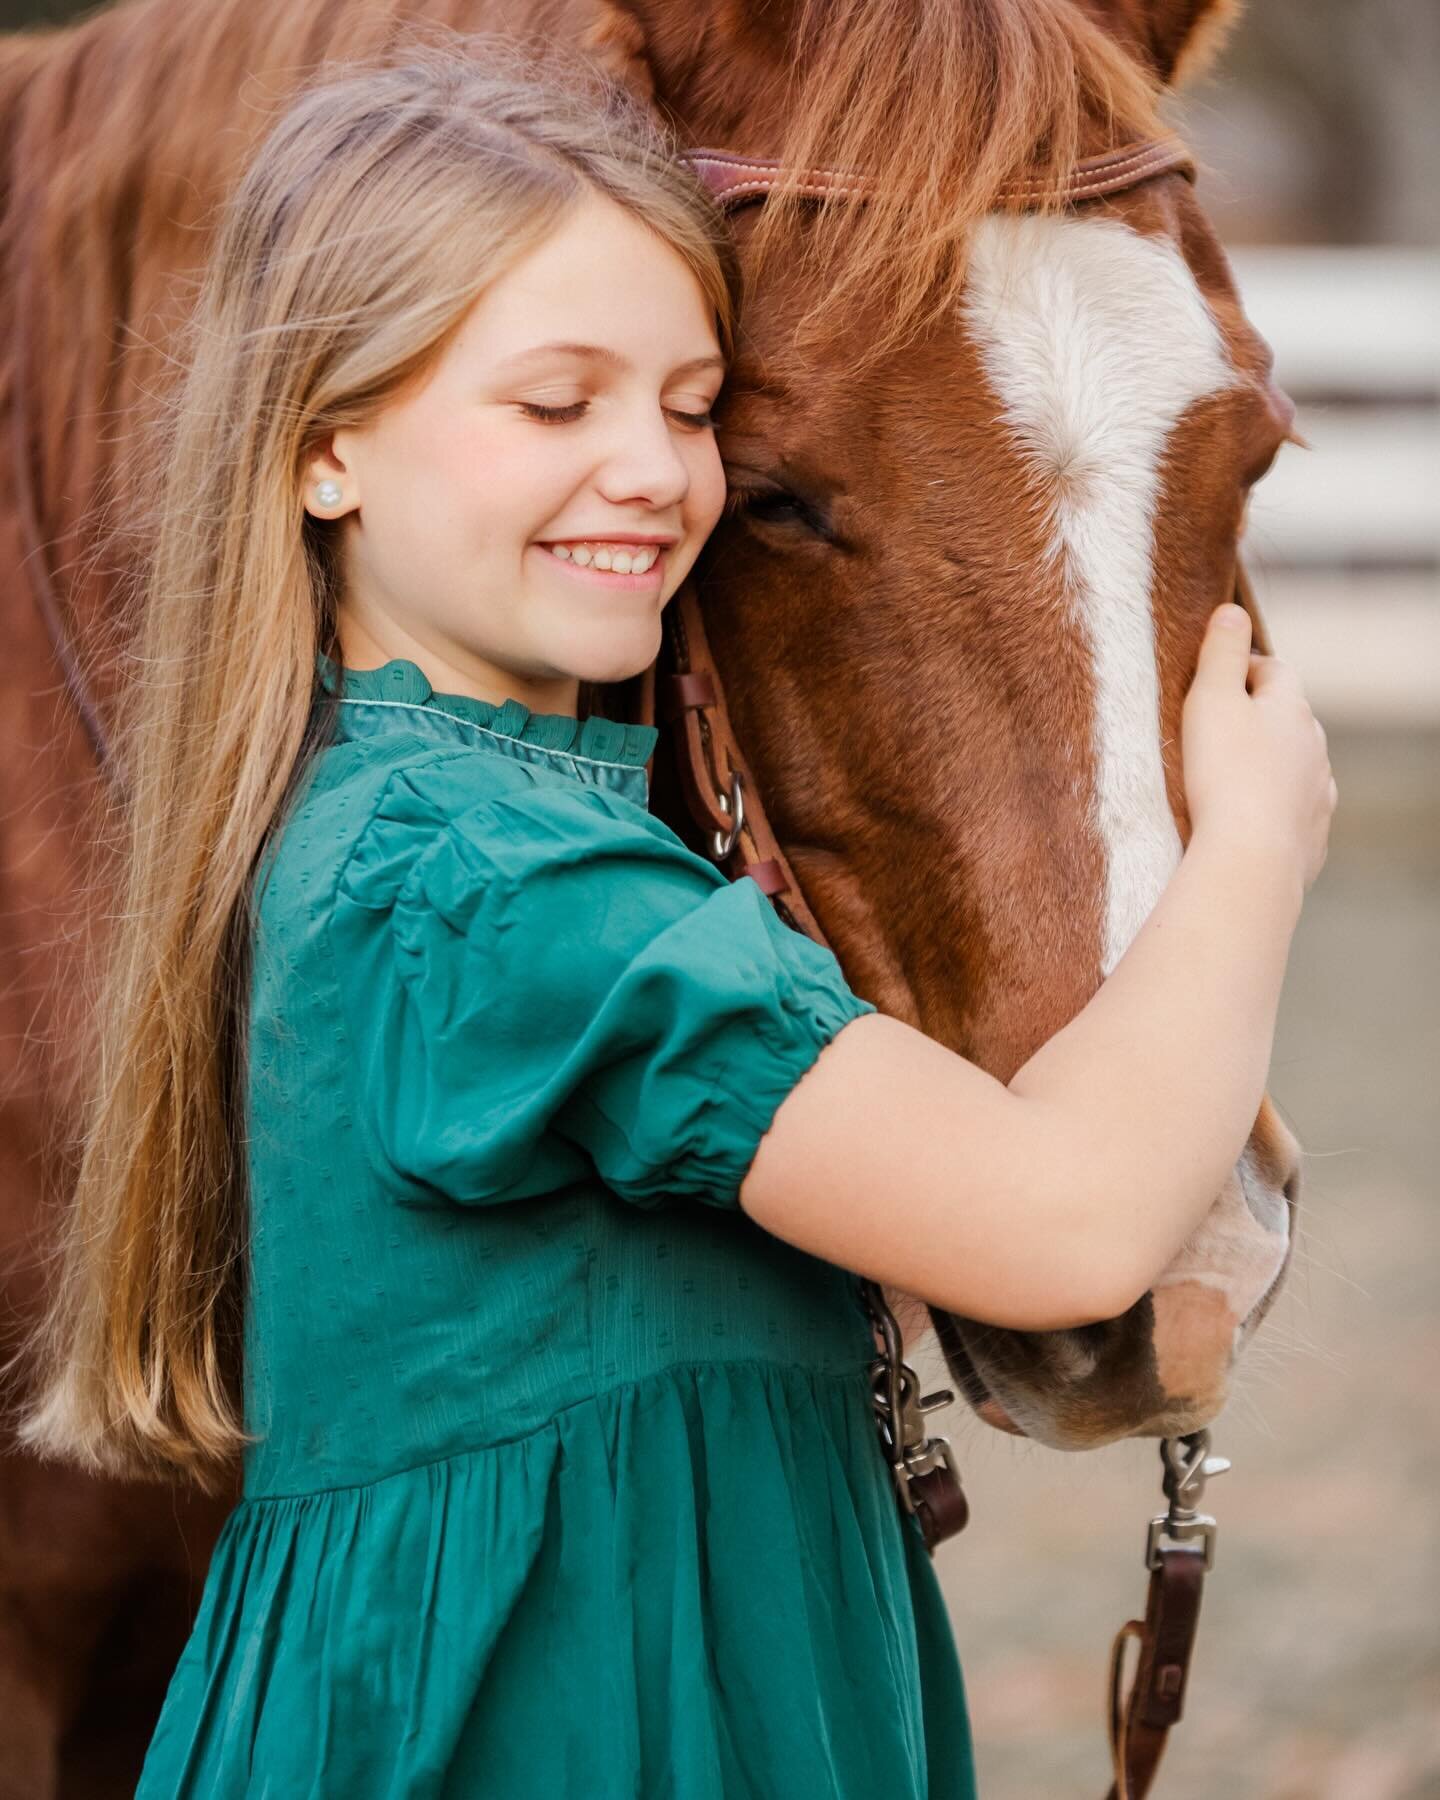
[1228,248,1439,725]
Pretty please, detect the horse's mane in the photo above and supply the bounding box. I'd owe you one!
[739,0,1164,364]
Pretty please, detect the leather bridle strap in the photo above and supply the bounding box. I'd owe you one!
[1232,552,1273,656]
[684,133,1194,212]
[656,578,827,940]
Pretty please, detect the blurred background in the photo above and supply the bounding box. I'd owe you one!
[918,6,1440,1797]
[1,0,1433,1796]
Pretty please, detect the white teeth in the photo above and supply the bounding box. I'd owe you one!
[544,542,663,572]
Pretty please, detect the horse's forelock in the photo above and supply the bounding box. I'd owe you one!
[738,0,1165,372]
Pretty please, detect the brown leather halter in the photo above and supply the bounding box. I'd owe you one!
[16,128,1269,1800]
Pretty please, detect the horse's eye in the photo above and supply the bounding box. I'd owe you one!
[745,491,808,524]
[725,485,831,538]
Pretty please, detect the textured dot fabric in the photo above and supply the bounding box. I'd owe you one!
[135,653,977,1800]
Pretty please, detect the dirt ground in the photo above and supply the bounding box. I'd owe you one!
[918,726,1440,1800]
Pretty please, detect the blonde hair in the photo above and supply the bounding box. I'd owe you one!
[4,28,741,1493]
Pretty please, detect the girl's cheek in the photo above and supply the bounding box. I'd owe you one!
[493,430,585,492]
[691,443,729,531]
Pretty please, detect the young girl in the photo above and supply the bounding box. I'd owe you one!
[10,33,1334,1800]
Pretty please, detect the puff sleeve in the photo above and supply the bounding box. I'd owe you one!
[333,777,877,1211]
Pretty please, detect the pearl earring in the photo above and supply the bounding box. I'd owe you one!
[314,479,343,508]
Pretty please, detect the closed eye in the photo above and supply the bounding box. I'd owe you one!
[727,487,806,524]
[723,483,839,543]
[517,401,715,429]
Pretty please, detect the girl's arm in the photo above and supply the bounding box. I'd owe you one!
[738,604,1335,1332]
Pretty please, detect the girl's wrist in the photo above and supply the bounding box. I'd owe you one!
[1185,823,1306,926]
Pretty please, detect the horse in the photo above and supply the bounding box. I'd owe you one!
[0,0,1304,1791]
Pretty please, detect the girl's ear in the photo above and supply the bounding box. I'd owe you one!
[1094,0,1244,88]
[578,1,658,104]
[302,434,359,520]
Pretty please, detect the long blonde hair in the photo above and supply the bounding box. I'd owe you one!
[4,29,741,1494]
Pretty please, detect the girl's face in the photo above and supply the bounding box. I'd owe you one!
[308,190,729,714]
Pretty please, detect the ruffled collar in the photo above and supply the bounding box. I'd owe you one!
[315,651,659,770]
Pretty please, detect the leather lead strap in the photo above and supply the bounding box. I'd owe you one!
[1106,1546,1208,1800]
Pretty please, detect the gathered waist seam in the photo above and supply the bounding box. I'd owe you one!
[241,1354,874,1505]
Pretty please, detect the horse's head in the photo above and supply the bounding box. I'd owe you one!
[598,0,1302,1447]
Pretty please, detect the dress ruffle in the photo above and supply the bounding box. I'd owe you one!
[138,1361,973,1799]
[316,650,659,769]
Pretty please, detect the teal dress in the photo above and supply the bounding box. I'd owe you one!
[136,653,977,1799]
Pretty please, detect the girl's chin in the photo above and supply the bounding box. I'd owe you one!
[573,653,661,691]
[550,629,665,693]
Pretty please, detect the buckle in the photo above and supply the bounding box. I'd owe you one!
[1145,1512,1218,1572]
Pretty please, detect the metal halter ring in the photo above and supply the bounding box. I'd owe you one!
[709,768,745,859]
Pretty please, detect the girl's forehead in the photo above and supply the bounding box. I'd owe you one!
[445,201,722,370]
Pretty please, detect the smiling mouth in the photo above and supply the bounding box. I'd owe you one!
[538,541,667,574]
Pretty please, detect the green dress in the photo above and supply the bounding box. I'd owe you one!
[136,653,978,1799]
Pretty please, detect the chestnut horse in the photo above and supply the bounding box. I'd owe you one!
[0,0,1303,1791]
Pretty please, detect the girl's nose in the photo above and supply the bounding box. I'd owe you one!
[594,410,692,511]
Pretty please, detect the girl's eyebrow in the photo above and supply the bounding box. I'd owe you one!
[494,341,726,377]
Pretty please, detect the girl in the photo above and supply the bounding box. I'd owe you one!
[9,32,1334,1800]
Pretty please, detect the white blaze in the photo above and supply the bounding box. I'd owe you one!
[962,214,1236,973]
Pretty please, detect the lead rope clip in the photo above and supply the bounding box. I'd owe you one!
[859,1278,964,1541]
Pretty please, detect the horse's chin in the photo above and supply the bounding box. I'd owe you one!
[974,1397,1028,1436]
[972,1369,1227,1451]
[931,1304,1231,1451]
[930,1311,1030,1438]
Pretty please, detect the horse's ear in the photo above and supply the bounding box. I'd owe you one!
[1094,0,1244,87]
[578,1,658,105]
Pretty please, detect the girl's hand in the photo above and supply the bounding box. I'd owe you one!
[1181,602,1338,891]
